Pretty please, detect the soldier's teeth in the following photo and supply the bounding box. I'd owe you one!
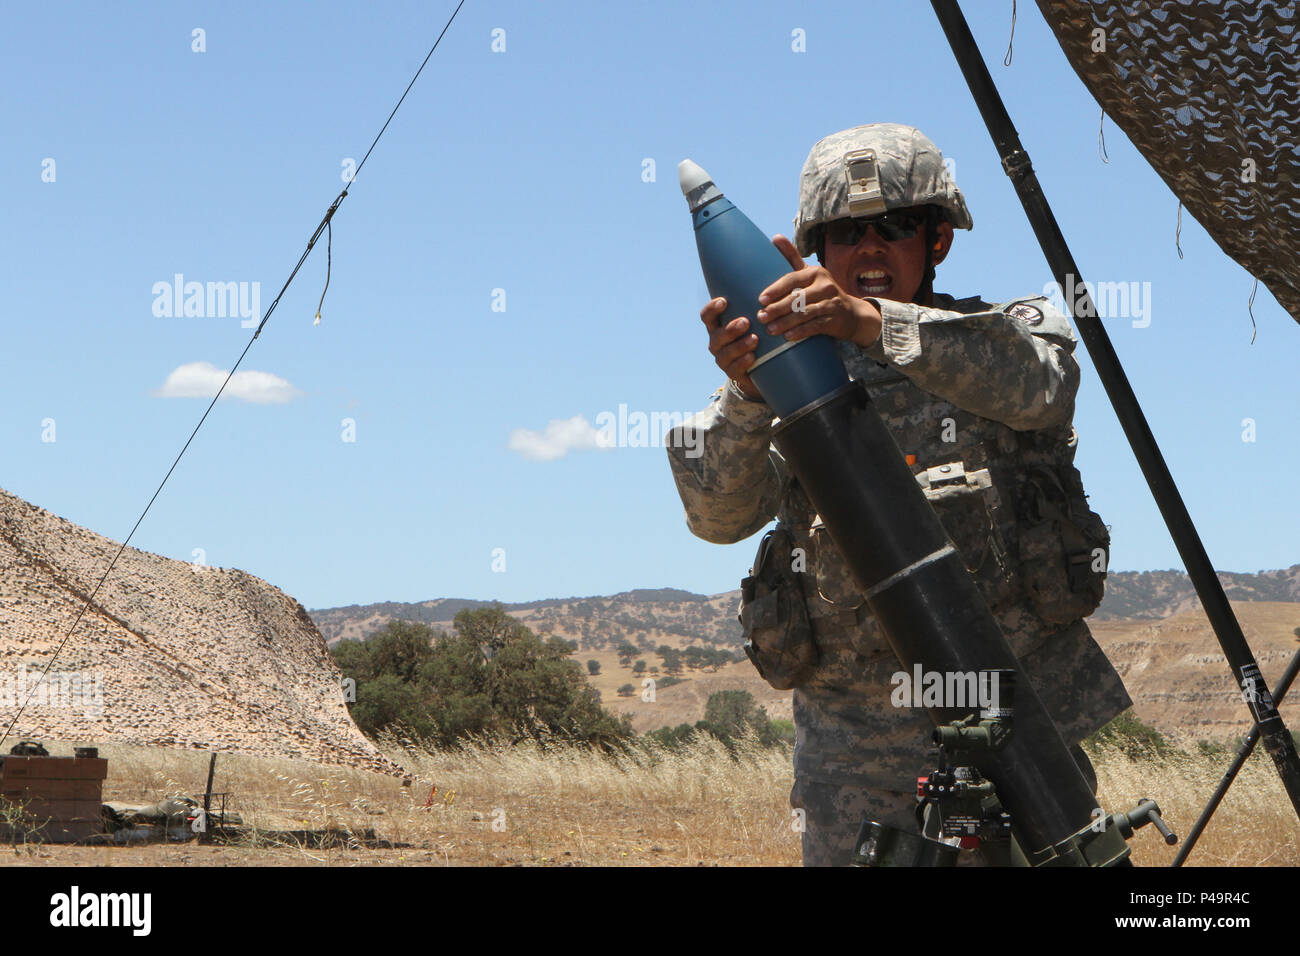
[857,271,891,293]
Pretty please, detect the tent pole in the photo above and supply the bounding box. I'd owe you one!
[929,0,1300,820]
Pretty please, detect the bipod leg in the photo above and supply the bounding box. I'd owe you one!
[1173,644,1300,866]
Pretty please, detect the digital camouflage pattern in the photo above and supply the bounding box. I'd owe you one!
[793,779,919,868]
[794,743,1101,866]
[793,123,973,258]
[666,292,1133,866]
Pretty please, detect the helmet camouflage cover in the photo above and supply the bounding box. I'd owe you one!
[794,123,973,258]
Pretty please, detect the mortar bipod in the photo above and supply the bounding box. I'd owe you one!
[851,669,1177,866]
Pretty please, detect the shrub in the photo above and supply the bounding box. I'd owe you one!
[332,607,633,749]
[1084,709,1174,759]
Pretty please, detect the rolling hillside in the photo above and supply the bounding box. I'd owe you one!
[311,568,1300,743]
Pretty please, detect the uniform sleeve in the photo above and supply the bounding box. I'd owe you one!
[861,294,1079,431]
[665,381,786,544]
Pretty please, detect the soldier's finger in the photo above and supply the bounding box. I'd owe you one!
[782,312,835,341]
[758,280,828,327]
[708,315,751,351]
[699,297,727,326]
[771,234,806,272]
[757,268,811,309]
[764,293,832,335]
[715,333,759,368]
[722,353,757,382]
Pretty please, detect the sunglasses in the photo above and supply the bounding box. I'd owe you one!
[823,208,930,245]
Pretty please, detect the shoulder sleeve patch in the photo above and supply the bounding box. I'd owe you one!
[1007,302,1045,325]
[1002,295,1076,342]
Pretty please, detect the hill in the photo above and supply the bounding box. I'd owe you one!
[1091,565,1300,620]
[312,567,1300,742]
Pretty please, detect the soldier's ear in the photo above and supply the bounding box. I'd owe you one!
[933,220,955,265]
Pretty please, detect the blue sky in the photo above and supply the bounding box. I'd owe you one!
[3,1,1297,611]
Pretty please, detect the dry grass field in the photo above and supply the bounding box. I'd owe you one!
[3,734,1296,867]
[1089,741,1300,866]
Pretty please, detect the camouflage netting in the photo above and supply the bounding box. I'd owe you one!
[1036,0,1300,324]
[0,487,408,778]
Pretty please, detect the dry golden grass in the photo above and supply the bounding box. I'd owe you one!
[5,736,1296,866]
[7,735,799,866]
[383,731,800,865]
[1087,741,1300,866]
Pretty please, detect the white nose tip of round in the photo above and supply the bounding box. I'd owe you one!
[678,159,712,196]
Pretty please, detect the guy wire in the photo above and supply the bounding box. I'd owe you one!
[1,0,468,749]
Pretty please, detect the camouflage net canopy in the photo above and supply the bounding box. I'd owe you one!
[1036,0,1300,324]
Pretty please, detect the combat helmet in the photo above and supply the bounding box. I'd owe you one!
[793,123,972,263]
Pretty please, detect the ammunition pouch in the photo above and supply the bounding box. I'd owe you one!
[917,462,1017,613]
[1015,461,1109,626]
[739,526,818,690]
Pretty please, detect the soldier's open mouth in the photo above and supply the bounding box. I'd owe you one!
[856,270,892,296]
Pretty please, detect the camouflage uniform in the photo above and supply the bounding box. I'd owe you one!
[666,124,1131,867]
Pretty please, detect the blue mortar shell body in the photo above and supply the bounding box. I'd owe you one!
[690,196,848,417]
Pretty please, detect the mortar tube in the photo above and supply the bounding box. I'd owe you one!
[771,381,1102,859]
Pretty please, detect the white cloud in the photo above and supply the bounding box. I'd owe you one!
[508,415,612,461]
[152,361,303,404]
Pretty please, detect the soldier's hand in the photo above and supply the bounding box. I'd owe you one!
[757,235,882,348]
[701,296,763,400]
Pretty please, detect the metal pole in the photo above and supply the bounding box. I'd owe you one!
[201,752,217,845]
[929,0,1300,819]
[1173,644,1300,865]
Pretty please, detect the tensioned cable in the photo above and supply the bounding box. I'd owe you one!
[1,0,468,749]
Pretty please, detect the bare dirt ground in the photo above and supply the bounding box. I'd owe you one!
[2,736,1296,867]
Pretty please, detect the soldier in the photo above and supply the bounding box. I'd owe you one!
[666,124,1132,866]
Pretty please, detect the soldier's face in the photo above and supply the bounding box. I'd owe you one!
[823,213,954,305]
